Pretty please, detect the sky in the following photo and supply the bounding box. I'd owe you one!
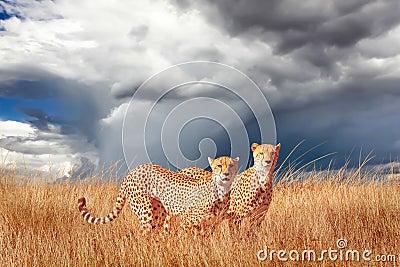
[0,0,399,179]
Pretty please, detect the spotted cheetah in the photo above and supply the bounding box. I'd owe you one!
[144,166,212,230]
[174,162,236,229]
[146,160,236,230]
[78,156,239,232]
[227,143,280,228]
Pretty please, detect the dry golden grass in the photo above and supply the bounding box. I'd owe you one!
[1,164,400,266]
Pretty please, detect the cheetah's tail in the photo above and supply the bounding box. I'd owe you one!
[78,193,126,224]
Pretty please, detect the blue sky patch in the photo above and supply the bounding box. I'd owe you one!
[0,96,71,123]
[0,1,25,20]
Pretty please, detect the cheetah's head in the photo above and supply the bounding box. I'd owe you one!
[252,143,281,174]
[208,156,239,192]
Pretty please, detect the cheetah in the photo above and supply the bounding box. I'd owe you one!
[78,156,239,232]
[174,162,236,229]
[145,166,212,230]
[144,160,236,230]
[226,143,281,229]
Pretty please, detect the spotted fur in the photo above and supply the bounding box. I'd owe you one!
[227,143,281,228]
[78,156,239,232]
[175,160,237,229]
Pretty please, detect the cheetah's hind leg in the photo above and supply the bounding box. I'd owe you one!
[126,191,155,234]
[150,198,170,232]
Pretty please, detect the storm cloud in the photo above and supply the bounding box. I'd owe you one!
[172,0,400,166]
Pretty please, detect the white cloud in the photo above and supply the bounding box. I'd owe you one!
[0,120,98,179]
[0,0,280,87]
[0,120,35,138]
[1,149,73,178]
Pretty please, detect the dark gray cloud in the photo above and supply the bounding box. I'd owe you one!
[20,107,53,131]
[176,0,400,51]
[160,0,398,168]
[0,67,60,99]
[172,0,400,88]
[271,77,400,167]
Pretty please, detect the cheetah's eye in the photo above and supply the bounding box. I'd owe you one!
[259,152,264,156]
[217,164,222,168]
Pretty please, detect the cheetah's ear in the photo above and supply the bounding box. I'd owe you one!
[275,143,281,152]
[274,143,281,164]
[251,143,259,152]
[208,157,214,166]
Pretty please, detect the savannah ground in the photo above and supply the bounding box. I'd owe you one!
[1,164,400,266]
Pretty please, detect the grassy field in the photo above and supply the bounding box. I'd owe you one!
[1,164,400,266]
